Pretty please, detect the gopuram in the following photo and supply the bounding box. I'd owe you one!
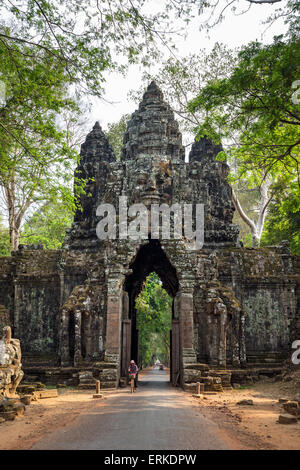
[0,82,299,390]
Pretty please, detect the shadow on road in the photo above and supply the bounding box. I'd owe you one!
[138,369,171,389]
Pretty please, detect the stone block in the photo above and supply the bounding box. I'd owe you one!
[185,363,210,371]
[283,401,299,416]
[99,369,118,384]
[119,378,127,388]
[78,371,93,379]
[20,395,32,405]
[0,411,15,421]
[17,385,36,394]
[200,376,213,385]
[100,381,117,389]
[278,414,298,424]
[278,398,289,404]
[79,378,95,384]
[77,384,96,390]
[0,398,23,412]
[237,399,254,406]
[183,369,202,383]
[183,383,197,392]
[34,389,58,399]
[22,381,45,390]
[13,403,25,416]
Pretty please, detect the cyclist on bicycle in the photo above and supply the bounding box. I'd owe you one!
[128,359,138,388]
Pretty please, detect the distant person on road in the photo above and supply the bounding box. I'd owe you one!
[128,359,138,388]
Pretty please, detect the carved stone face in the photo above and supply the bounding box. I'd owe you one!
[129,156,173,207]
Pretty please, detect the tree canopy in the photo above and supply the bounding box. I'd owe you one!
[0,36,84,250]
[20,201,73,249]
[189,38,300,182]
[188,34,300,249]
[106,114,131,160]
[0,0,182,96]
[136,272,172,368]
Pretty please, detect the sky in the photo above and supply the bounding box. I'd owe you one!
[90,0,289,133]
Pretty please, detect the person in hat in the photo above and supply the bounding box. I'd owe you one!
[128,359,138,388]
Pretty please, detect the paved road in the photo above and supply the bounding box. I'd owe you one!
[31,369,230,450]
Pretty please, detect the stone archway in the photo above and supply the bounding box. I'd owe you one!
[122,240,179,383]
[102,239,199,387]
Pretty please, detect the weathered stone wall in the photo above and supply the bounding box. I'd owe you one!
[0,256,15,326]
[216,246,299,356]
[0,248,90,364]
[0,242,297,369]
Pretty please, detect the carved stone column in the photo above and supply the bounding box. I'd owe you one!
[59,307,70,366]
[73,310,82,367]
[105,291,122,363]
[13,280,20,338]
[103,264,124,387]
[175,273,197,386]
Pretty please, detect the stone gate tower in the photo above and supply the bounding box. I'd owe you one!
[0,82,298,390]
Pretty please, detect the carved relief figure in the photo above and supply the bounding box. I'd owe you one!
[0,326,24,397]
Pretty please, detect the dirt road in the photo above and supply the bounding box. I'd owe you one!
[30,369,242,450]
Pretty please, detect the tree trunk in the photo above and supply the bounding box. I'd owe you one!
[4,168,32,252]
[5,169,19,251]
[232,189,259,246]
[232,182,272,247]
[256,180,272,240]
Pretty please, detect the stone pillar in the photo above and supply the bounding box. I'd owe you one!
[105,294,122,362]
[218,305,227,369]
[13,280,20,338]
[176,291,196,361]
[175,274,197,387]
[59,308,70,366]
[73,310,82,367]
[122,291,129,320]
[103,265,124,387]
[239,312,247,367]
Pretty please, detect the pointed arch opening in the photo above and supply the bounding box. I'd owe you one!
[121,240,180,384]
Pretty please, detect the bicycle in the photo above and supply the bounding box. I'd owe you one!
[129,373,136,393]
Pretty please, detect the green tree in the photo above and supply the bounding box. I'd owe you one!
[0,0,193,102]
[20,201,73,249]
[0,214,10,256]
[106,114,131,160]
[0,37,83,251]
[189,36,300,246]
[136,272,172,368]
[261,182,300,253]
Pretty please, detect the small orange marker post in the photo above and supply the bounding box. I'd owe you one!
[192,382,203,399]
[93,380,103,399]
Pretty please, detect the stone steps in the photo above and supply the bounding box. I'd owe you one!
[22,355,57,367]
[246,352,289,363]
[77,370,96,390]
[77,383,96,390]
[246,363,284,369]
